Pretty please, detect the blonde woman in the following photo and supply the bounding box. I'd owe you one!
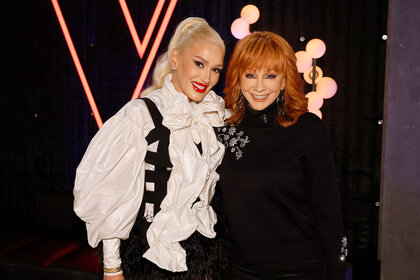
[74,17,229,280]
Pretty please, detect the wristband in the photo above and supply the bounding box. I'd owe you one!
[104,270,123,276]
[104,265,122,276]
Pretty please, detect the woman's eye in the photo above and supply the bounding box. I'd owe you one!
[213,68,222,74]
[245,73,255,78]
[194,61,204,68]
[266,74,277,79]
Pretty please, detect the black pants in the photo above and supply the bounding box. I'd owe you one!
[230,259,327,280]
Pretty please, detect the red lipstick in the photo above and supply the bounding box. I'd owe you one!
[191,81,209,93]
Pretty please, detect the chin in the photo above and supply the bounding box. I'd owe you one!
[192,97,205,103]
[249,103,267,111]
[189,92,207,103]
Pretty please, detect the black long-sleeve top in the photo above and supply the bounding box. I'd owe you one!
[216,101,346,279]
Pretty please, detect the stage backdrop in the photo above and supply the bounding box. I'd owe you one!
[1,0,387,274]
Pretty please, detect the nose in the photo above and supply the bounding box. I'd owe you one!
[254,77,265,93]
[201,69,211,84]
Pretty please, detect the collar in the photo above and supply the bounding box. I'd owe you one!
[243,99,279,126]
[147,74,227,131]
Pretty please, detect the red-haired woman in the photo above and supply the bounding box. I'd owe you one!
[216,31,346,279]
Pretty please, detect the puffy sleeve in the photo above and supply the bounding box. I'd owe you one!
[305,113,346,279]
[73,100,150,267]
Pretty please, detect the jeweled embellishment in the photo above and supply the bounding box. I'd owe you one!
[340,236,348,262]
[217,125,250,160]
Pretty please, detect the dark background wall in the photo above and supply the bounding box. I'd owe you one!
[1,0,388,278]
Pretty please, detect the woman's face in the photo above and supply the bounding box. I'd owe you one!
[171,40,224,102]
[240,69,285,111]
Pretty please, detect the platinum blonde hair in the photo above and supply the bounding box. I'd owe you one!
[141,17,225,96]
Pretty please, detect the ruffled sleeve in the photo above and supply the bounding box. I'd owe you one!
[73,100,151,266]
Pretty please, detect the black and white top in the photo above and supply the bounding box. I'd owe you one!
[216,100,347,279]
[74,75,228,272]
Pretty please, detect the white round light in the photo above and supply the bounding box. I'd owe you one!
[295,51,312,73]
[305,39,326,59]
[306,91,324,111]
[241,5,260,24]
[231,18,250,39]
[317,77,337,99]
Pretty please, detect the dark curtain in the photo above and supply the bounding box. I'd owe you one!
[1,0,387,278]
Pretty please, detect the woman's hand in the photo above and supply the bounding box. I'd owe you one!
[104,274,124,280]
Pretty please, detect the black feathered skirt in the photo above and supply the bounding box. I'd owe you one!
[98,193,230,280]
[120,224,230,280]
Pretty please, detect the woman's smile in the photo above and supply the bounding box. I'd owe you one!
[191,81,209,93]
[250,94,270,101]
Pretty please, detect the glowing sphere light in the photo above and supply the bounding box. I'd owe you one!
[306,39,326,59]
[241,4,260,24]
[295,51,312,73]
[306,91,324,111]
[317,77,337,99]
[231,18,250,39]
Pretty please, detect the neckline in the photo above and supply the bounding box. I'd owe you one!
[243,99,278,126]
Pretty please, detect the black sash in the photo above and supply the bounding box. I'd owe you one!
[133,98,173,236]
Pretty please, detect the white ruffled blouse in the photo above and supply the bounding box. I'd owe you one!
[74,75,228,272]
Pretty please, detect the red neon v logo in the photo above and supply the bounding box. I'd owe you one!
[120,0,178,100]
[120,0,164,59]
[51,0,178,128]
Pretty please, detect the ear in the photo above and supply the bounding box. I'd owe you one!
[170,49,179,69]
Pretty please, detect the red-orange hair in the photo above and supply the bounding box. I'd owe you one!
[224,31,308,127]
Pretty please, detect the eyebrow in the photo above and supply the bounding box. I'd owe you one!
[193,56,223,68]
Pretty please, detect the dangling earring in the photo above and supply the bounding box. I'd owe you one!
[171,65,175,71]
[276,88,285,114]
[237,92,245,111]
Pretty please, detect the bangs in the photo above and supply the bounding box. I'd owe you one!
[238,37,285,74]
